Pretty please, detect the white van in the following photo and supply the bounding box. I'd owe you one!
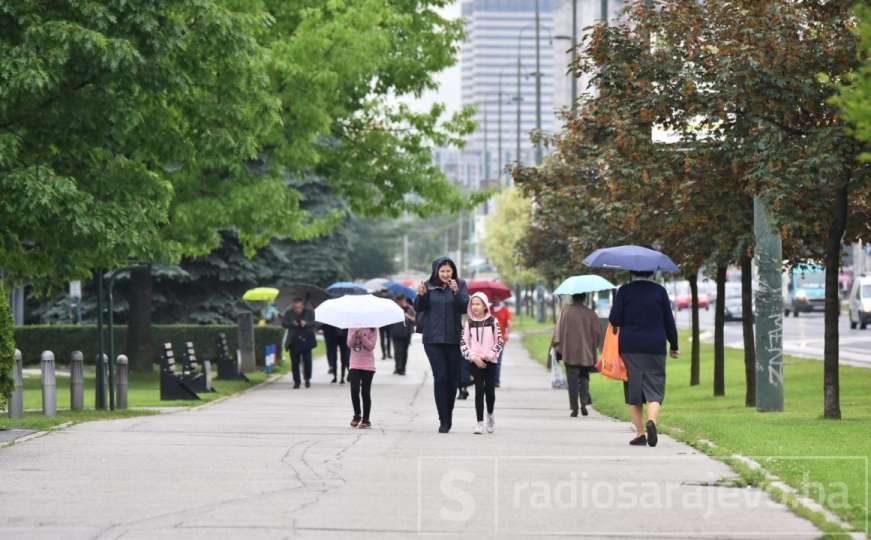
[848,276,871,330]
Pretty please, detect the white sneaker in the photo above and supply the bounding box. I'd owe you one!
[474,422,484,434]
[486,413,495,433]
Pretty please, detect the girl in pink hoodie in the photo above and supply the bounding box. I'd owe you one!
[461,292,504,434]
[347,327,377,429]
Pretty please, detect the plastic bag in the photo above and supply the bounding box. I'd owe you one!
[550,346,567,389]
[596,323,628,382]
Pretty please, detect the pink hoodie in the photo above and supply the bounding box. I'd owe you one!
[461,292,504,363]
[347,328,377,371]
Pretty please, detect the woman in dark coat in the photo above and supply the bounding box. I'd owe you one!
[608,271,679,447]
[415,257,470,433]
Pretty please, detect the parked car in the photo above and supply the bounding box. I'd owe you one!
[675,291,710,311]
[724,293,755,321]
[848,275,871,330]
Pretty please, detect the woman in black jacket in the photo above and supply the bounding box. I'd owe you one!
[415,257,470,433]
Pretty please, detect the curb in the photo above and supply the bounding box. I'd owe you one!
[186,371,284,412]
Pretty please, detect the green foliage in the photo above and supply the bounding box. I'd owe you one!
[481,188,541,285]
[834,3,871,161]
[0,281,14,408]
[12,325,284,367]
[347,218,399,279]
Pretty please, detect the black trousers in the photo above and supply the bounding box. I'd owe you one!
[349,369,374,420]
[325,333,350,380]
[423,343,462,423]
[566,365,594,411]
[379,327,392,357]
[290,349,313,385]
[473,362,498,421]
[393,336,411,373]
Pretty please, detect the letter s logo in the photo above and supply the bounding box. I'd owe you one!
[440,469,477,522]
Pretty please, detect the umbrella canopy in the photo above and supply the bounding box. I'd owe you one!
[553,275,617,295]
[315,294,405,329]
[242,287,280,302]
[399,278,416,287]
[384,281,417,301]
[326,281,368,297]
[583,245,679,273]
[467,279,512,303]
[364,278,390,292]
[276,283,331,311]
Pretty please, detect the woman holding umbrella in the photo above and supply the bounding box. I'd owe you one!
[415,257,470,433]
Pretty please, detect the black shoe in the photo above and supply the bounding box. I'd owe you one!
[293,382,301,389]
[646,420,658,447]
[458,388,469,400]
[570,409,578,417]
[494,382,500,388]
[581,405,589,416]
[438,421,449,433]
[331,377,337,384]
[305,380,311,388]
[393,370,398,374]
[629,434,647,446]
[340,379,345,385]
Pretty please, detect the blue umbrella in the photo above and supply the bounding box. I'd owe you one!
[553,275,616,295]
[384,281,417,301]
[326,281,368,297]
[583,245,679,273]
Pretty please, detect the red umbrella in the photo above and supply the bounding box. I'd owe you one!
[467,280,512,303]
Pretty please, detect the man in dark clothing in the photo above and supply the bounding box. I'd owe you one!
[282,298,317,388]
[390,294,415,375]
[415,257,470,433]
[322,324,350,384]
[609,271,679,447]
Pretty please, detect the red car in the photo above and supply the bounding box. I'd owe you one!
[675,292,710,311]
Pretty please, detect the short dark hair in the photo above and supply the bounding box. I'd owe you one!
[292,297,304,304]
[395,294,407,302]
[630,271,654,278]
[572,293,587,303]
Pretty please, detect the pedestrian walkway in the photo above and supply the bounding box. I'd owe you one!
[0,337,820,539]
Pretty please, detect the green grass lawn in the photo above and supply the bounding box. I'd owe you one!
[523,332,871,535]
[513,314,556,334]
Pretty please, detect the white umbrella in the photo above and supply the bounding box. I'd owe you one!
[364,277,390,292]
[315,294,405,329]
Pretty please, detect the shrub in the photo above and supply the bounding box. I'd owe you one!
[0,282,15,408]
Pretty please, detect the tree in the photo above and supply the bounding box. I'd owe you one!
[481,188,542,290]
[0,281,14,410]
[835,3,871,160]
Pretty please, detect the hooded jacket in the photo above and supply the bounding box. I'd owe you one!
[413,257,470,344]
[460,292,504,363]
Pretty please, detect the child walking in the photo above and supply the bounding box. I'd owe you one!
[460,292,504,434]
[347,327,377,429]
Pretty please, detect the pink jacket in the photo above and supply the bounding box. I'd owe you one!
[347,328,377,371]
[461,292,504,363]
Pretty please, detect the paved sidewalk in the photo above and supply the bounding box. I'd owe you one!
[0,337,820,539]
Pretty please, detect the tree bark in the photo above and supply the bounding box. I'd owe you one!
[741,251,756,407]
[126,265,154,373]
[713,263,727,396]
[823,183,848,419]
[688,273,701,386]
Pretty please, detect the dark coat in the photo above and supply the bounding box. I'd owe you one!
[389,303,416,340]
[413,257,470,345]
[282,307,317,352]
[608,279,678,356]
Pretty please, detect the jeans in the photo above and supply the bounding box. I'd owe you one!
[423,343,462,423]
[472,362,498,421]
[392,336,411,373]
[379,327,392,358]
[325,333,350,380]
[290,349,313,385]
[349,369,374,420]
[566,365,594,411]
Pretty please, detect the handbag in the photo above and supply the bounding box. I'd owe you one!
[596,323,628,382]
[549,346,567,389]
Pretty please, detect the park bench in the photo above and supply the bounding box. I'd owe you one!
[216,332,249,381]
[160,342,200,400]
[181,341,215,393]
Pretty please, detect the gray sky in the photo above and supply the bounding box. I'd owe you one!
[404,2,462,116]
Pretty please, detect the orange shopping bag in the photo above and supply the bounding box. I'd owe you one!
[596,323,628,382]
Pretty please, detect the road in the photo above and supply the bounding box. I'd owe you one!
[0,338,819,539]
[674,308,871,368]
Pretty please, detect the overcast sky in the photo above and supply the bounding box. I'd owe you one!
[403,2,463,116]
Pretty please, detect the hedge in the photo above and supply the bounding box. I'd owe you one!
[1,282,15,406]
[12,325,285,367]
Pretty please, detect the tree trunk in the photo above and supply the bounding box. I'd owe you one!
[514,284,523,318]
[741,251,756,407]
[126,265,154,373]
[526,285,534,316]
[688,273,700,386]
[823,184,848,419]
[713,263,727,396]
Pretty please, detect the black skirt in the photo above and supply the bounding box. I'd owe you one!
[622,353,666,405]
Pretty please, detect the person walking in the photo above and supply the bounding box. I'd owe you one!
[322,324,350,384]
[379,325,393,360]
[282,298,317,389]
[608,271,679,447]
[347,327,377,429]
[491,301,512,388]
[390,294,415,375]
[461,293,504,434]
[415,257,470,433]
[552,293,602,417]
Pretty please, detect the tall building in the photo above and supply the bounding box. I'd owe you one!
[461,0,559,183]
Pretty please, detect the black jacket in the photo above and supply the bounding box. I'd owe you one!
[282,307,317,352]
[414,257,470,345]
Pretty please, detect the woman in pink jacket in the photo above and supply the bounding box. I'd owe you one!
[460,292,504,434]
[347,327,377,429]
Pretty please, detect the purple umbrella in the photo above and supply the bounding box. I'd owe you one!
[583,245,679,273]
